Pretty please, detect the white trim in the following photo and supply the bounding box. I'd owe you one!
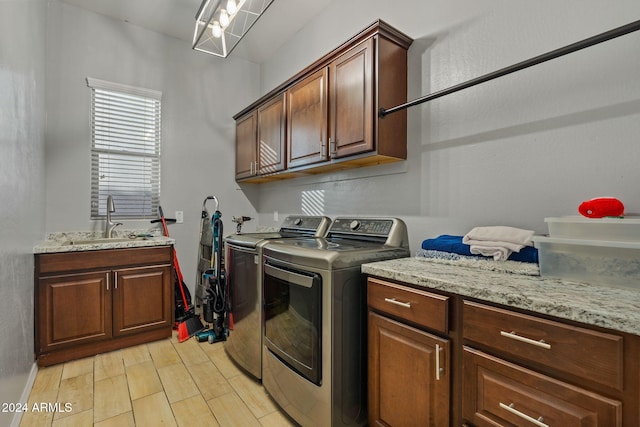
[10,363,38,427]
[86,77,162,100]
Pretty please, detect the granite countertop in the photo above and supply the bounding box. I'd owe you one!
[34,230,174,254]
[362,257,640,336]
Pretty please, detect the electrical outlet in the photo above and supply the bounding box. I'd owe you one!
[274,210,278,222]
[175,211,184,223]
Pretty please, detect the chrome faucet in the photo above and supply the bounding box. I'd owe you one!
[105,195,123,238]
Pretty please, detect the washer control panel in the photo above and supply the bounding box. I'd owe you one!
[329,218,393,236]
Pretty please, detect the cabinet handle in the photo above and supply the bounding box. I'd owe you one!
[500,330,551,349]
[250,161,254,175]
[329,138,337,157]
[383,297,411,308]
[106,274,109,291]
[435,344,444,380]
[114,272,118,289]
[499,402,549,427]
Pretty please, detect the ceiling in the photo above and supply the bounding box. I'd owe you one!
[59,0,333,63]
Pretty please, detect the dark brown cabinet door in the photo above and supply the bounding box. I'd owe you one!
[330,38,373,158]
[463,347,622,427]
[287,68,328,168]
[235,111,257,179]
[112,265,172,336]
[38,271,112,353]
[368,311,450,427]
[257,94,286,174]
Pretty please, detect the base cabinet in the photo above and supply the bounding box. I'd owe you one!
[35,246,173,366]
[368,312,450,427]
[38,271,112,353]
[463,347,621,426]
[367,278,451,427]
[366,277,640,427]
[112,265,173,336]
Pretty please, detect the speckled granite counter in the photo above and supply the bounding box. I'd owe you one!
[34,230,174,254]
[362,257,640,336]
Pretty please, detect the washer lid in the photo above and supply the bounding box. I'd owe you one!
[263,237,410,270]
[224,215,331,248]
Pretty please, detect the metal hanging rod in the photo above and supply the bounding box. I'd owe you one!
[379,19,640,118]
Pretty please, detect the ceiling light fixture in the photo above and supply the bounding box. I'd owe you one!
[193,0,274,58]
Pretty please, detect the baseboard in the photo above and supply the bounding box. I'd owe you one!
[10,363,38,427]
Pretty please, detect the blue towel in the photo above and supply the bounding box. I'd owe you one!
[421,235,538,264]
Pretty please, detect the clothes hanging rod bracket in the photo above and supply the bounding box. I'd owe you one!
[379,19,640,118]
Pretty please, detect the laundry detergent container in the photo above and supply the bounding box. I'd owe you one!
[532,235,640,290]
[544,216,640,242]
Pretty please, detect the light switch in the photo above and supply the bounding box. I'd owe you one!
[176,211,184,223]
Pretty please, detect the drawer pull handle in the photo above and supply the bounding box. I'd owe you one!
[499,402,548,427]
[384,297,411,308]
[435,344,444,380]
[500,330,551,349]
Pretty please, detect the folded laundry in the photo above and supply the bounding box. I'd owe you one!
[462,226,535,261]
[421,234,538,264]
[462,226,534,247]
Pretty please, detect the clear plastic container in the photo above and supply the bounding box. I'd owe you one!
[532,235,640,289]
[545,216,640,242]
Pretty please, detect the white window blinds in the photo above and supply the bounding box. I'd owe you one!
[87,78,162,219]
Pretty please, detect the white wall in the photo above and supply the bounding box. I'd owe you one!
[44,0,261,289]
[0,0,46,425]
[253,0,640,254]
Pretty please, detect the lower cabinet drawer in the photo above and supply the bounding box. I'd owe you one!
[463,347,622,427]
[368,278,449,333]
[463,300,623,390]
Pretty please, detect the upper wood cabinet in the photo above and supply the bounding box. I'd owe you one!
[235,111,257,179]
[329,38,373,159]
[234,20,412,183]
[287,68,328,168]
[258,94,286,174]
[235,94,287,180]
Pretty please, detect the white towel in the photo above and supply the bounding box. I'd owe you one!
[463,226,534,261]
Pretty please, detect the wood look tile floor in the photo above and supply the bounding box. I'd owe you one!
[20,332,297,427]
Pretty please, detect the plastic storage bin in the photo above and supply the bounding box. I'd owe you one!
[545,216,640,242]
[532,235,640,289]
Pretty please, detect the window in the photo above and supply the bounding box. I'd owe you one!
[87,77,161,219]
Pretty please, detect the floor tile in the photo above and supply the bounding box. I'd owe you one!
[206,345,244,380]
[131,392,177,427]
[20,389,58,427]
[121,343,152,367]
[171,395,219,427]
[94,411,135,427]
[259,410,297,427]
[54,372,93,420]
[24,337,291,427]
[207,392,261,427]
[30,364,63,394]
[125,360,163,401]
[186,360,234,401]
[172,335,209,366]
[93,375,131,422]
[229,374,278,419]
[60,358,94,380]
[157,363,200,403]
[148,338,182,369]
[51,409,93,427]
[94,350,124,382]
